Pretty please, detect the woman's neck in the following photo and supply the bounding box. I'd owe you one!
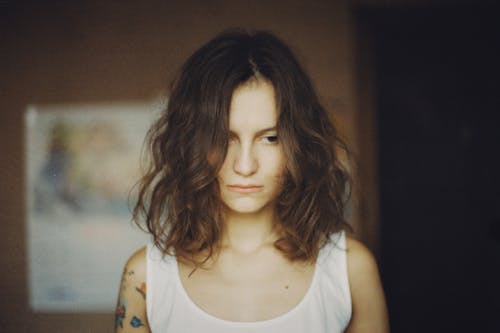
[221,209,280,253]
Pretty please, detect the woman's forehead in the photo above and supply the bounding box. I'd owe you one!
[228,80,278,132]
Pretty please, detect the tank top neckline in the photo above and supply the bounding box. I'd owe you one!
[172,247,323,328]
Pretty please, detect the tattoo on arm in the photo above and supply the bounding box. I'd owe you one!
[120,268,135,292]
[135,282,146,300]
[116,267,148,330]
[130,316,145,327]
[114,301,126,329]
[116,268,129,330]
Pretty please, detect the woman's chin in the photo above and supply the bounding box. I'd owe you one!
[222,200,273,216]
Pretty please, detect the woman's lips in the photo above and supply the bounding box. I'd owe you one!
[227,185,264,193]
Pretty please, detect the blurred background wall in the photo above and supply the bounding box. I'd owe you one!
[1,0,499,332]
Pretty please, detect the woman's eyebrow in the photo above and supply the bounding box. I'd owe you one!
[228,127,277,137]
[255,127,277,136]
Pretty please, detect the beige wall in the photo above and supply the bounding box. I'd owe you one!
[1,1,361,330]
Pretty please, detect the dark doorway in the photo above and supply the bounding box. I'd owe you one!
[356,6,500,332]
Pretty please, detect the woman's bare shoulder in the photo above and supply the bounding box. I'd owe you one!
[344,236,389,333]
[345,237,379,276]
[124,246,147,277]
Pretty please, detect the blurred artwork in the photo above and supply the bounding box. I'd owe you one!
[25,102,159,311]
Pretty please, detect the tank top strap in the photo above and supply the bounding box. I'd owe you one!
[315,230,352,327]
[317,230,347,265]
[146,243,177,330]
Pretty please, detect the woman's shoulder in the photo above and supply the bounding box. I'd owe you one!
[344,236,378,274]
[127,246,147,266]
[123,246,147,281]
[344,236,389,332]
[344,236,382,292]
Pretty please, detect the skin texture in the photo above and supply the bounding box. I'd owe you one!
[114,79,389,331]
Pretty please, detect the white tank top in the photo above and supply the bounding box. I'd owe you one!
[146,231,352,333]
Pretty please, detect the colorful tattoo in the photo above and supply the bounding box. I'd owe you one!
[116,268,144,329]
[130,316,145,327]
[120,268,129,292]
[135,282,146,300]
[114,302,126,329]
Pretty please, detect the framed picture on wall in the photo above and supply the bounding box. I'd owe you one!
[25,101,159,312]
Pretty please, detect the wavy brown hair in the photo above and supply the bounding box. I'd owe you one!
[133,29,351,265]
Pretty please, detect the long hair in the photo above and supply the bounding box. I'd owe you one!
[133,29,351,265]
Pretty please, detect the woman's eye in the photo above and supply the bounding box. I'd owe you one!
[263,135,279,144]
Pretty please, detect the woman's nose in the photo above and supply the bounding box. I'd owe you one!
[233,144,258,176]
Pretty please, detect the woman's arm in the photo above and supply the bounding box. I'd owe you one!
[114,247,151,333]
[345,237,389,333]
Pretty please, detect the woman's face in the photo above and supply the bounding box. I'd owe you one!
[217,79,286,217]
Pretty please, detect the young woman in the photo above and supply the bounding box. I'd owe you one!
[115,30,389,332]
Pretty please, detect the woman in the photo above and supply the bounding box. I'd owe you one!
[115,30,388,332]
